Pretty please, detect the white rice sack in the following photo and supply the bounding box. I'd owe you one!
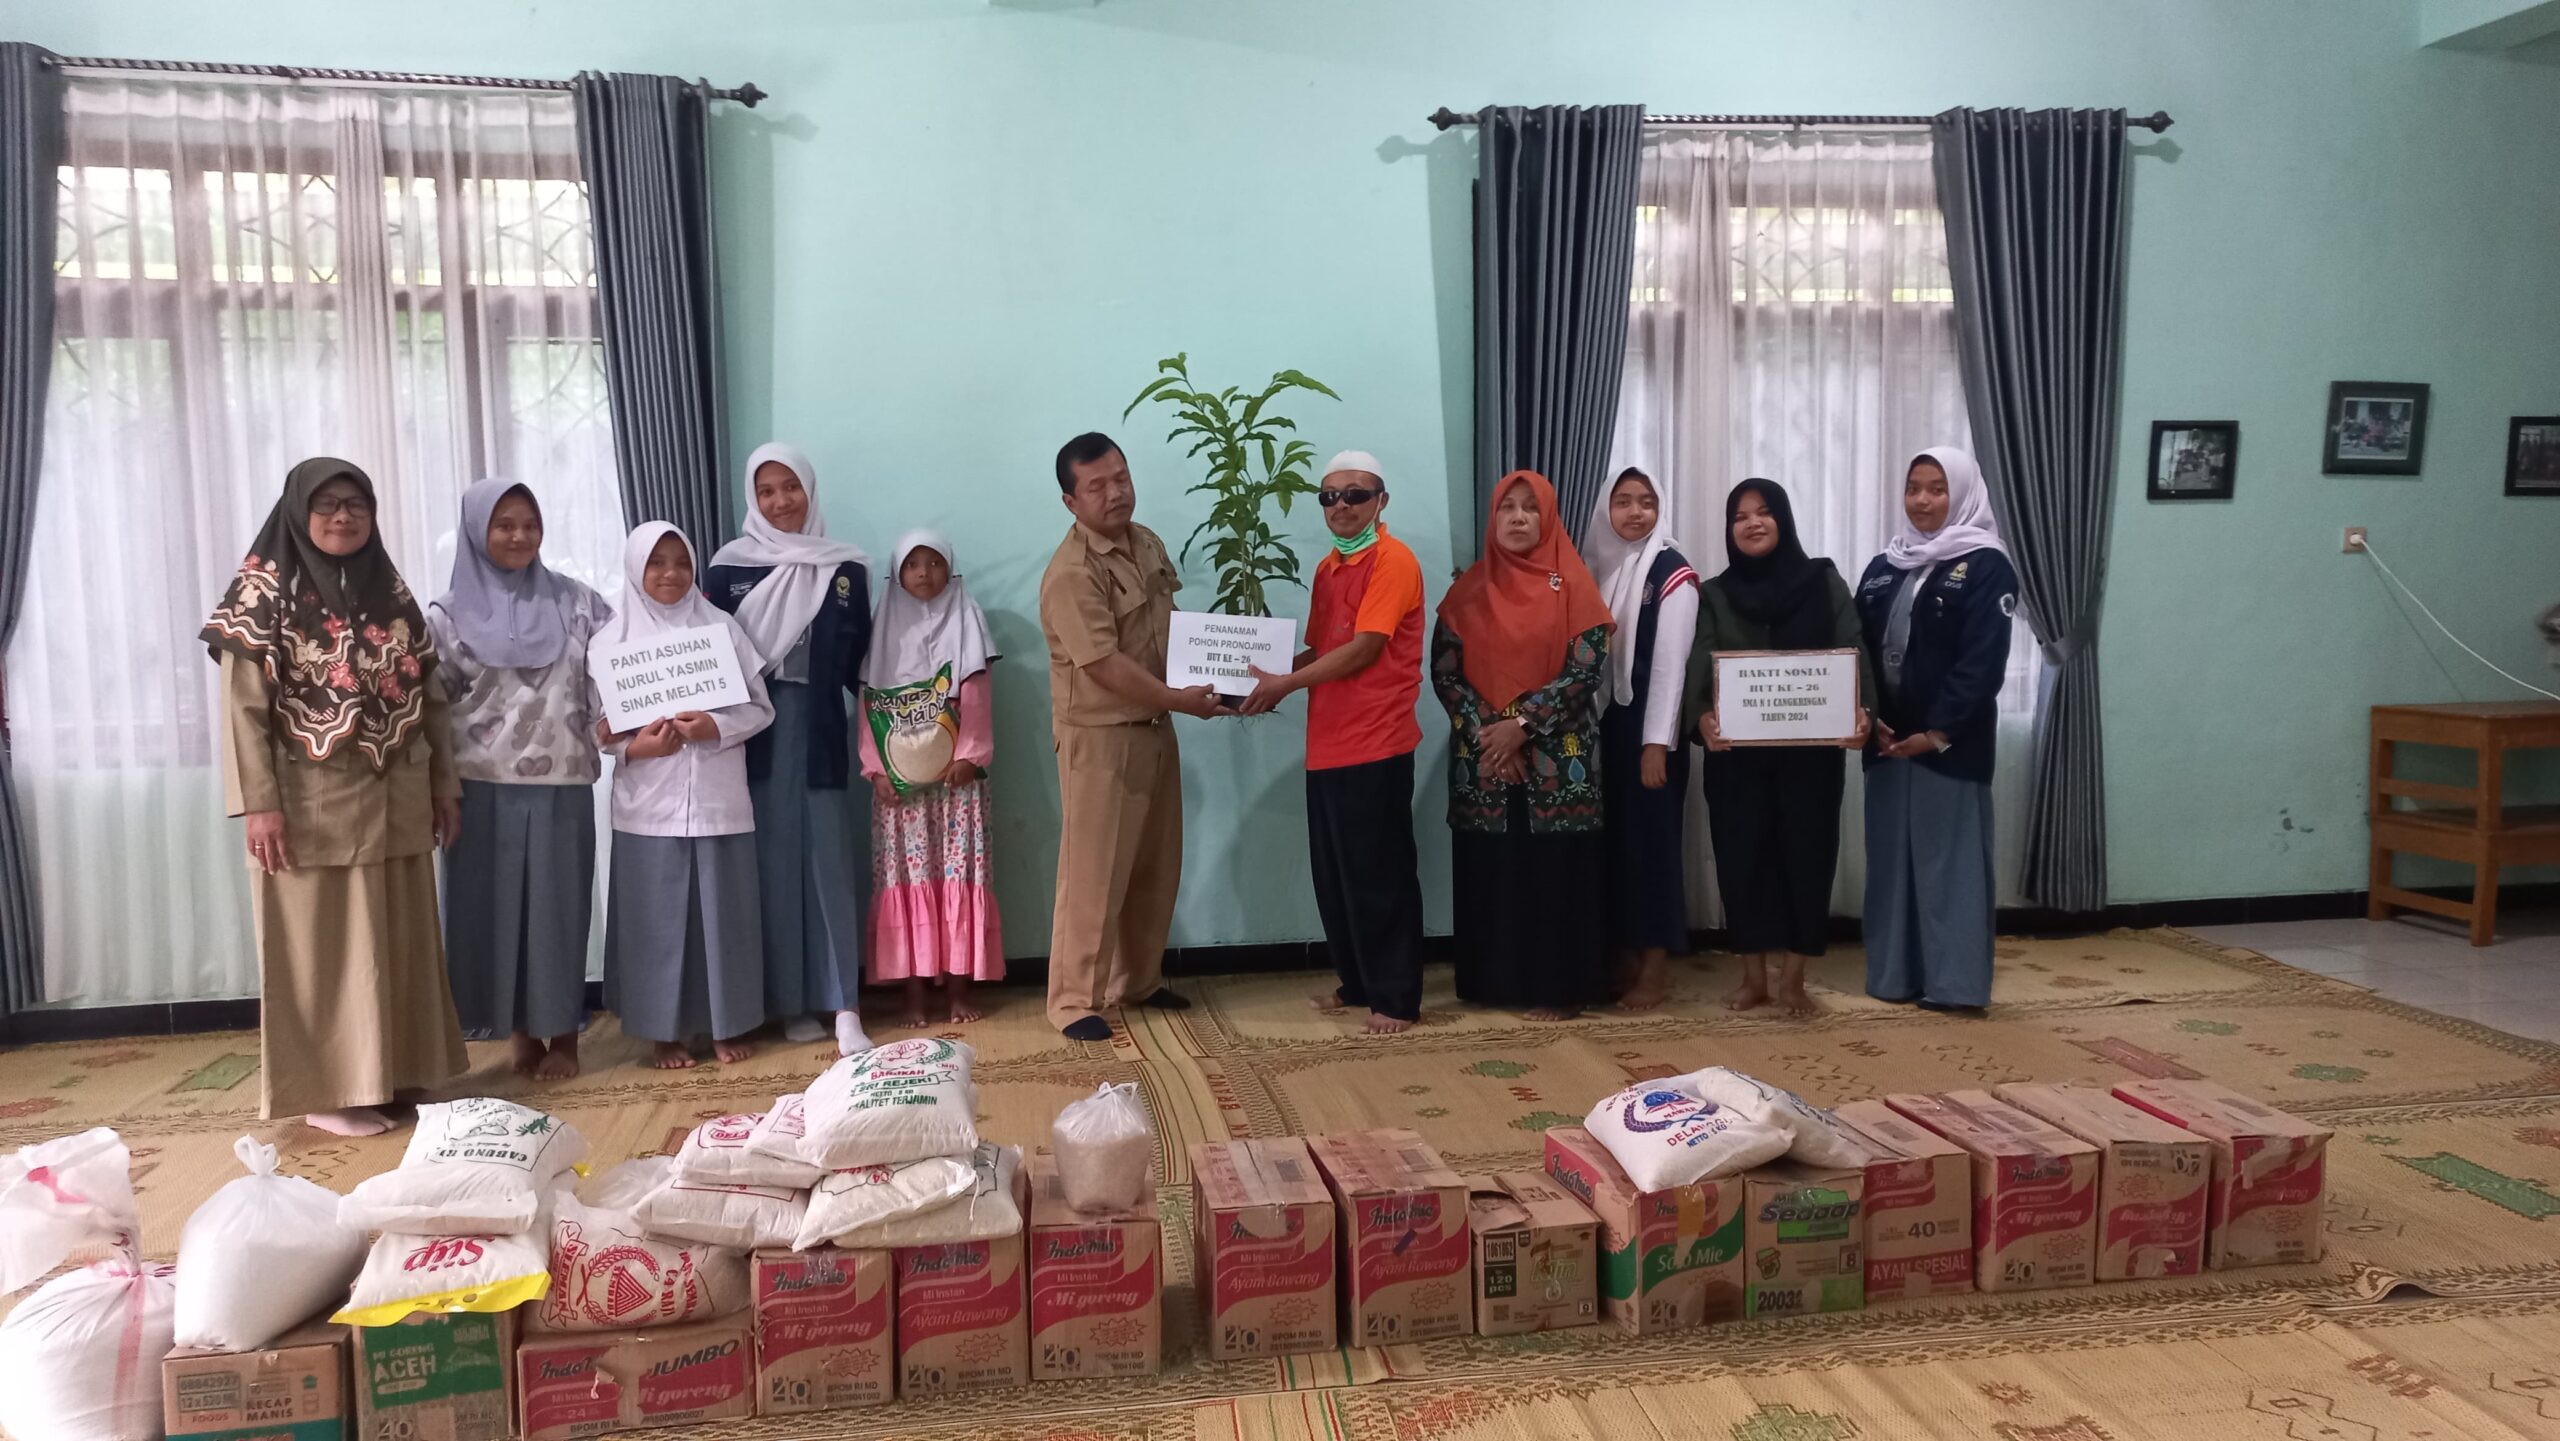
[0,1260,176,1441]
[791,1153,978,1251]
[747,1093,816,1171]
[671,1109,825,1190]
[334,1228,552,1327]
[1052,1081,1151,1213]
[531,1165,748,1332]
[0,1127,138,1292]
[814,1144,1023,1250]
[801,1038,981,1169]
[1680,1067,1873,1169]
[1584,1080,1791,1190]
[340,1098,586,1236]
[174,1136,370,1352]
[633,1174,808,1252]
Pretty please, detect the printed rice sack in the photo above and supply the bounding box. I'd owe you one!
[175,1135,370,1351]
[334,1228,552,1326]
[340,1097,586,1235]
[1680,1067,1872,1169]
[634,1172,809,1251]
[813,1144,1023,1250]
[801,1038,981,1169]
[792,1152,978,1251]
[1583,1080,1791,1190]
[0,1128,174,1441]
[535,1173,749,1332]
[672,1108,825,1190]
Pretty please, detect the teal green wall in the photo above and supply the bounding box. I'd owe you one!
[12,0,2559,942]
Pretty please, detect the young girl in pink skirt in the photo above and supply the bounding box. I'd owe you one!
[857,531,1005,1024]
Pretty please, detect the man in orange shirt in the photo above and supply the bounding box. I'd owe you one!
[1241,451,1428,1033]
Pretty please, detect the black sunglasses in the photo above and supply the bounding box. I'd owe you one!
[1317,487,1383,508]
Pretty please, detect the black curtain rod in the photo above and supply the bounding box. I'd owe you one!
[1428,106,2172,133]
[50,55,766,107]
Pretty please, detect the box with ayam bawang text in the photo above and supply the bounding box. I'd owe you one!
[1886,1091,2099,1293]
[751,1245,894,1415]
[352,1309,516,1441]
[1464,1170,1599,1337]
[896,1174,1032,1398]
[1998,1082,2210,1281]
[515,1313,757,1440]
[1741,1160,1867,1318]
[164,1321,349,1441]
[1833,1099,1975,1299]
[1542,1125,1745,1334]
[2112,1079,2333,1269]
[1190,1137,1338,1360]
[1027,1151,1163,1379]
[1308,1129,1474,1347]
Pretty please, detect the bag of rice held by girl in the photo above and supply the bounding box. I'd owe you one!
[0,1128,177,1441]
[671,1109,826,1190]
[1052,1081,1151,1213]
[340,1097,586,1235]
[1679,1066,1872,1169]
[1584,1080,1790,1191]
[792,1153,978,1251]
[813,1144,1024,1250]
[175,1136,370,1351]
[334,1229,552,1326]
[536,1167,748,1333]
[801,1038,981,1169]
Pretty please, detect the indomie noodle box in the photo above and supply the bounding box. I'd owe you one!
[2111,1079,2331,1269]
[1026,1152,1162,1379]
[895,1159,1030,1398]
[1998,1082,2209,1280]
[1833,1099,1975,1299]
[1189,1138,1338,1360]
[1886,1092,2098,1293]
[514,1315,756,1439]
[751,1246,893,1415]
[1541,1126,1745,1335]
[1307,1130,1472,1347]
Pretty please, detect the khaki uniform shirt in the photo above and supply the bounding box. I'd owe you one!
[221,650,461,867]
[1039,520,1179,727]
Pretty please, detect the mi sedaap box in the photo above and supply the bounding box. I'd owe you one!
[1026,1152,1163,1379]
[514,1314,757,1440]
[351,1310,516,1441]
[1998,1082,2210,1280]
[1541,1126,1745,1335]
[1886,1091,2099,1293]
[2112,1079,2333,1269]
[1741,1161,1866,1318]
[1465,1170,1599,1337]
[1190,1137,1338,1360]
[164,1321,349,1441]
[1307,1129,1473,1347]
[750,1246,894,1415]
[1834,1099,1974,1299]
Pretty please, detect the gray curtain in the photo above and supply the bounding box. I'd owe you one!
[0,44,63,1017]
[1474,103,1642,545]
[573,72,730,545]
[1933,107,2130,913]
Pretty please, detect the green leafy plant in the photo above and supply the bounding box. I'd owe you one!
[1123,353,1339,617]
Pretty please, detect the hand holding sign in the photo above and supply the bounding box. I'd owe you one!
[1166,611,1296,699]
[1712,649,1863,746]
[589,624,749,733]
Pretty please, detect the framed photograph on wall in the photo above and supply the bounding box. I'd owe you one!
[2322,381,2430,476]
[2147,420,2238,500]
[2508,416,2560,496]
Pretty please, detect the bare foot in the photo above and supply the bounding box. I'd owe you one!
[1522,1007,1579,1023]
[714,1037,755,1065]
[1618,960,1670,1011]
[1365,1013,1414,1034]
[305,1107,393,1137]
[1310,989,1348,1012]
[1723,982,1770,1012]
[533,1037,580,1081]
[507,1033,545,1077]
[650,1042,697,1070]
[899,998,929,1027]
[1776,982,1819,1017]
[946,991,985,1024]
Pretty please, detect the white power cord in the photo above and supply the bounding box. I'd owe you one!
[2359,536,2560,702]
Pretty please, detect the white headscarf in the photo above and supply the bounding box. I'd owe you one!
[707,441,872,673]
[1583,464,1677,706]
[860,531,997,690]
[597,522,761,671]
[1883,445,2010,571]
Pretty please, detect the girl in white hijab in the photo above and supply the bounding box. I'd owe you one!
[857,531,1005,1026]
[705,443,879,1056]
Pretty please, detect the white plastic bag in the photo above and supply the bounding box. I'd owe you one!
[791,1152,978,1251]
[1679,1067,1872,1169]
[1584,1080,1791,1190]
[335,1228,552,1327]
[175,1136,370,1351]
[0,1260,177,1441]
[810,1144,1023,1250]
[0,1127,138,1292]
[1052,1081,1151,1213]
[536,1168,748,1332]
[671,1109,824,1190]
[340,1097,586,1235]
[801,1038,980,1169]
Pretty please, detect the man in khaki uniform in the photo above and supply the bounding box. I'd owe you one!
[1040,432,1222,1039]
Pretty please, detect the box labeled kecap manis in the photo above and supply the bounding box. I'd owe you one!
[2112,1079,2332,1269]
[1465,1170,1598,1336]
[1307,1129,1473,1347]
[1998,1082,2209,1280]
[1741,1161,1866,1317]
[1027,1151,1162,1379]
[1886,1091,2098,1293]
[750,1245,893,1415]
[351,1309,516,1441]
[515,1314,756,1440]
[1190,1138,1338,1360]
[1541,1126,1745,1334]
[164,1321,349,1441]
[1834,1099,1974,1298]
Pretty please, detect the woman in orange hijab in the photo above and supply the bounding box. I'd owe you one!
[1431,471,1616,1019]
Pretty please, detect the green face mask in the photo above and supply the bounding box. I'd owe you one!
[1331,522,1380,558]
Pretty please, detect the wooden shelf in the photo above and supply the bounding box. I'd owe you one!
[2369,703,2560,945]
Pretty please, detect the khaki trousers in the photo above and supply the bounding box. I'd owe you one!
[1047,720,1182,1029]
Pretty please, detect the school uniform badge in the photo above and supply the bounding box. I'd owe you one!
[835,574,852,600]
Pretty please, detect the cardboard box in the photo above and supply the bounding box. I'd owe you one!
[1465,1170,1599,1337]
[1540,1126,1745,1334]
[1834,1100,1975,1299]
[351,1310,516,1441]
[1886,1091,2098,1292]
[1190,1138,1338,1360]
[2112,1079,2333,1269]
[895,1166,1030,1399]
[165,1322,349,1441]
[1998,1082,2210,1280]
[516,1313,756,1439]
[1307,1130,1473,1347]
[751,1246,894,1415]
[1026,1152,1163,1379]
[1741,1161,1866,1318]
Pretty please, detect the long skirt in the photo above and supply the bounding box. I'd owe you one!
[1308,752,1426,1022]
[253,855,467,1119]
[1599,701,1690,953]
[441,779,595,1039]
[750,680,868,1016]
[867,775,1005,983]
[1862,758,1996,1008]
[1702,746,1846,957]
[604,832,767,1043]
[1452,792,1609,1012]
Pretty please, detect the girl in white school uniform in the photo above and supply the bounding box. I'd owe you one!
[596,521,775,1069]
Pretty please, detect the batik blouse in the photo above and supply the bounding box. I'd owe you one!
[1431,621,1609,835]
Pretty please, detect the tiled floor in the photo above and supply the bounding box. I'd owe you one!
[2188,909,2560,1041]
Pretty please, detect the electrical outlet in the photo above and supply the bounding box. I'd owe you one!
[2343,526,2368,554]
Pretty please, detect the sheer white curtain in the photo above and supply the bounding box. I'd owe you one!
[1611,129,2045,923]
[14,77,623,1006]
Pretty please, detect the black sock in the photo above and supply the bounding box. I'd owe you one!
[1062,1016,1113,1041]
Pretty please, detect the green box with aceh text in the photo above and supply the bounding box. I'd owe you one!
[352,1310,517,1441]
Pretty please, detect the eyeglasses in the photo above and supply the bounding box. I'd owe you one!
[1317,487,1381,508]
[309,495,375,518]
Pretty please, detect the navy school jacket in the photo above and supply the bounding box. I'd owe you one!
[703,560,872,790]
[1852,546,2018,784]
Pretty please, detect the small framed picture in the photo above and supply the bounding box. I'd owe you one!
[2147,420,2238,501]
[2508,416,2560,496]
[2323,381,2429,476]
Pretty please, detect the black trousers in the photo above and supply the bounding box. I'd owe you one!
[1701,746,1846,957]
[1307,751,1426,1021]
